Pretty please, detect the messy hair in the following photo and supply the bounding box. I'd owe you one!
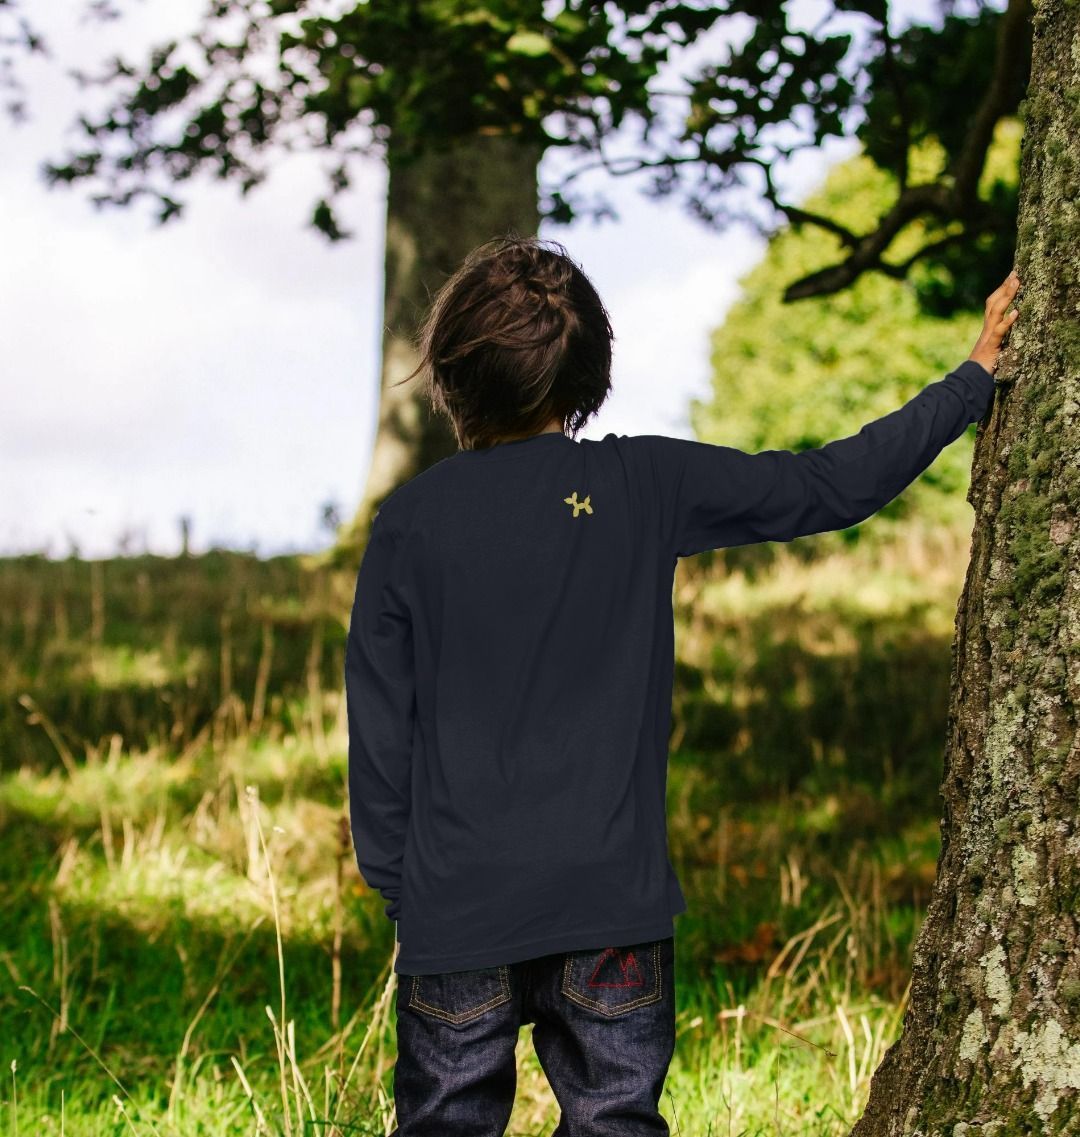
[399,232,615,451]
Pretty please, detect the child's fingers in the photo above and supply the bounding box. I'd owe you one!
[992,277,1012,300]
[991,281,1023,322]
[990,306,1020,342]
[988,274,1016,302]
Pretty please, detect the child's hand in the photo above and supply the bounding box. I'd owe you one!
[968,270,1021,376]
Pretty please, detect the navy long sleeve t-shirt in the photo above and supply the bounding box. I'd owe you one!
[345,358,996,975]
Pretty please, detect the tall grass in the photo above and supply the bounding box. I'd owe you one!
[0,517,971,1134]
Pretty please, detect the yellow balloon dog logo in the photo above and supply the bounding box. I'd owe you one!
[563,491,593,517]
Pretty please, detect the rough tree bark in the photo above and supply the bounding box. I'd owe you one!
[849,0,1080,1133]
[328,131,543,566]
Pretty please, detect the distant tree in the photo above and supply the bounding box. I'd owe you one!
[694,120,1022,553]
[2,0,1031,555]
[319,499,343,538]
[178,514,192,558]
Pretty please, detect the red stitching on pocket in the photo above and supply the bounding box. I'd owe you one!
[587,947,645,988]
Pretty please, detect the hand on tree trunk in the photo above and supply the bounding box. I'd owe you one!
[968,270,1021,376]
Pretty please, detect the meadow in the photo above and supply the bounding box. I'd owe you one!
[1,518,974,1135]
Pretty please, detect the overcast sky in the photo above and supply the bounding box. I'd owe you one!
[2,0,940,559]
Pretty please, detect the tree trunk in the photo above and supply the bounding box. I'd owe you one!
[327,131,543,566]
[849,1,1080,1133]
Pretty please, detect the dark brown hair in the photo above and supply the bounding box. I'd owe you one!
[398,232,615,451]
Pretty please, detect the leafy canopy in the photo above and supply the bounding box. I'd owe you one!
[3,0,1028,304]
[692,119,1021,547]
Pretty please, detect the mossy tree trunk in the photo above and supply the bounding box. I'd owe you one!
[329,131,543,566]
[849,1,1080,1133]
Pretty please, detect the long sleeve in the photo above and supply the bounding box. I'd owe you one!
[640,359,996,558]
[345,509,415,924]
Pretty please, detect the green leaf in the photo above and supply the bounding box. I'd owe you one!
[451,7,512,30]
[551,10,587,35]
[348,74,372,107]
[506,30,551,57]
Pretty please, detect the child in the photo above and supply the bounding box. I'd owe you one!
[345,235,1020,1136]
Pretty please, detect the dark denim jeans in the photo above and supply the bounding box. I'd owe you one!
[391,935,676,1136]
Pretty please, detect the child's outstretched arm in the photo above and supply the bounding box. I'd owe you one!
[345,509,415,924]
[644,271,1020,560]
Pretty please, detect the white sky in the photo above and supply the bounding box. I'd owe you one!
[1,0,941,558]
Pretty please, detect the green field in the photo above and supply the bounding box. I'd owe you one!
[1,519,973,1135]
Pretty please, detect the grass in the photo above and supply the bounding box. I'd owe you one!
[0,516,974,1135]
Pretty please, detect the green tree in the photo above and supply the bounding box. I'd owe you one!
[693,119,1023,550]
[2,0,1031,554]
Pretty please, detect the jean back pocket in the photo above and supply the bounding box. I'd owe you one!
[405,964,512,1026]
[560,939,664,1017]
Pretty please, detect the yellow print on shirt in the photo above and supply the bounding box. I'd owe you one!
[564,491,593,517]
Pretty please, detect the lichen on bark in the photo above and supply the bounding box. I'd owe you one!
[847,0,1080,1132]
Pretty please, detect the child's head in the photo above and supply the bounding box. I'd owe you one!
[402,233,614,451]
